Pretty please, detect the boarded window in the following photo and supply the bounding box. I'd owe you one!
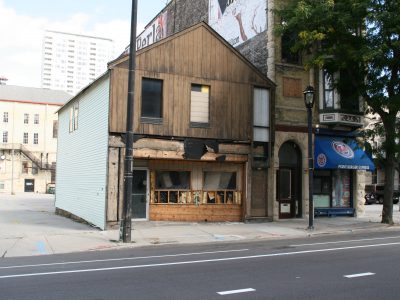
[141,78,163,120]
[253,88,270,142]
[190,84,209,126]
[283,77,302,98]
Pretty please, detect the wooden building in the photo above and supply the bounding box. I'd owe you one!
[55,23,275,229]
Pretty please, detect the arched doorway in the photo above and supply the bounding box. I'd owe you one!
[277,141,302,219]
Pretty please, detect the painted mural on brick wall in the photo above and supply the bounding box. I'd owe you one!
[136,11,168,51]
[209,0,266,47]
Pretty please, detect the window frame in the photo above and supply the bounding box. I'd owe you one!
[253,87,270,143]
[23,132,28,144]
[2,131,8,143]
[140,77,163,123]
[34,114,40,125]
[24,113,29,124]
[33,133,39,145]
[69,102,79,132]
[3,112,8,123]
[323,70,335,110]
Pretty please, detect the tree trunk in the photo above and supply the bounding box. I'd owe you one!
[381,146,396,225]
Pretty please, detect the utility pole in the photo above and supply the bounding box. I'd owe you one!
[120,0,138,243]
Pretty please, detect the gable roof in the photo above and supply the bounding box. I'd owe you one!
[108,22,275,87]
[0,85,71,105]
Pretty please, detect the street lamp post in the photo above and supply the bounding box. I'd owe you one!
[120,0,138,243]
[303,85,315,230]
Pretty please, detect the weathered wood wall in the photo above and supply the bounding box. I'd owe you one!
[150,204,242,222]
[109,24,272,141]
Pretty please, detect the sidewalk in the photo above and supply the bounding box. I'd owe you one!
[1,194,400,258]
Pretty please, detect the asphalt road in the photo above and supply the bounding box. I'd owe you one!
[1,230,400,300]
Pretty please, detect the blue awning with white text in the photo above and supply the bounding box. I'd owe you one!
[314,136,375,171]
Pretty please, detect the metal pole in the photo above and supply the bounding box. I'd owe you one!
[11,149,14,195]
[307,106,314,230]
[120,0,138,243]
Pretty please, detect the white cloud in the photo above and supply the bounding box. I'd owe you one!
[0,0,134,88]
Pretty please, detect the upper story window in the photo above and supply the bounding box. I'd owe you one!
[323,71,335,109]
[33,133,39,145]
[190,84,210,127]
[23,132,28,144]
[2,131,8,143]
[24,113,29,124]
[321,69,361,113]
[281,31,301,65]
[253,87,270,142]
[34,114,39,124]
[141,78,163,122]
[3,112,8,123]
[69,102,79,132]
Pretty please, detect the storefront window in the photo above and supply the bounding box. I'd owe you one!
[314,170,351,208]
[332,169,351,207]
[203,172,237,204]
[152,170,242,205]
[155,171,190,203]
[313,170,331,207]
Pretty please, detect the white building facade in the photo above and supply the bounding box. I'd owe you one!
[41,30,115,95]
[0,85,70,194]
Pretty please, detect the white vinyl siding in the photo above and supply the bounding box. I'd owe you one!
[253,87,270,142]
[190,85,209,125]
[55,74,110,229]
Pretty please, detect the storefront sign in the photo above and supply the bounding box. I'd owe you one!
[209,0,267,47]
[136,12,168,51]
[331,141,354,159]
[317,153,327,168]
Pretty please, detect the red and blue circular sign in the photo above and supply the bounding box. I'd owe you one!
[331,141,354,159]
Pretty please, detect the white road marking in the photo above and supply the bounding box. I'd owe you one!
[1,242,399,280]
[0,249,249,270]
[344,272,375,278]
[291,236,400,247]
[217,288,255,295]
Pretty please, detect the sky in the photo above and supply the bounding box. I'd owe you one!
[0,0,168,88]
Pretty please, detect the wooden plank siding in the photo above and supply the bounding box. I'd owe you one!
[108,24,273,141]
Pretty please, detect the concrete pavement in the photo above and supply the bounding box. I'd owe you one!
[1,194,400,257]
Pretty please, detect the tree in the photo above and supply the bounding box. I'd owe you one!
[276,0,400,224]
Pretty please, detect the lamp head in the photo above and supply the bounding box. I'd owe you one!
[303,85,315,108]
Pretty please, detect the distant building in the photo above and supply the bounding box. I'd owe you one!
[0,85,70,194]
[41,30,115,95]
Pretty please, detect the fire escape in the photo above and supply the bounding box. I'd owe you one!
[0,143,55,170]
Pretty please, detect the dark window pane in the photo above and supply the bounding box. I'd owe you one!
[156,171,190,189]
[141,78,163,118]
[279,169,291,199]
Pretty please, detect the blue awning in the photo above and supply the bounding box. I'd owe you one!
[314,136,375,171]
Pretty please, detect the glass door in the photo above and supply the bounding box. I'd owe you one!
[131,169,148,219]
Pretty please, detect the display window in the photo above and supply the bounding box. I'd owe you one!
[314,169,352,208]
[152,169,241,205]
